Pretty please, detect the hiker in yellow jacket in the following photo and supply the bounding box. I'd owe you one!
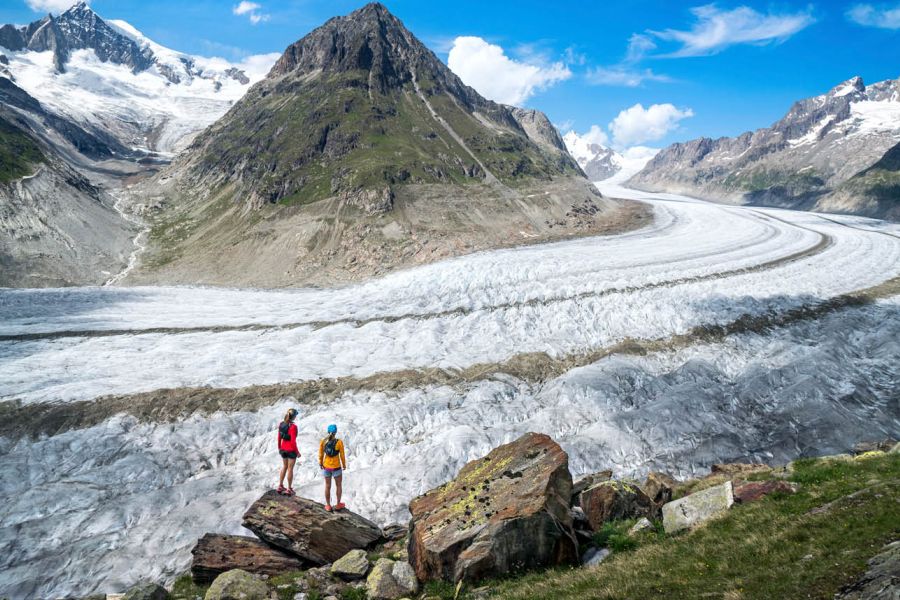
[319,423,347,511]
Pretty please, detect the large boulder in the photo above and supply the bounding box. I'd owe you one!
[242,491,382,564]
[662,481,734,533]
[408,432,578,583]
[578,480,655,530]
[366,558,419,600]
[191,533,304,582]
[205,569,270,600]
[572,469,613,497]
[122,582,168,600]
[642,472,678,505]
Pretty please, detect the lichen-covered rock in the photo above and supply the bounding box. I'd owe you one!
[733,480,798,504]
[122,582,168,600]
[205,569,270,600]
[851,439,897,455]
[834,540,900,599]
[572,470,613,498]
[642,471,678,505]
[366,558,419,600]
[663,481,734,533]
[578,480,654,530]
[242,491,382,564]
[330,549,370,580]
[191,533,304,582]
[408,432,577,583]
[628,517,654,536]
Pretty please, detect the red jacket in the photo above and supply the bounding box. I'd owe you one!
[279,423,298,453]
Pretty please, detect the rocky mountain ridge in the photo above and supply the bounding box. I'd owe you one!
[629,75,900,218]
[129,3,641,288]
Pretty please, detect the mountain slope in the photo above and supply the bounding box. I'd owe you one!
[0,107,135,286]
[822,140,900,220]
[129,3,641,287]
[629,76,900,218]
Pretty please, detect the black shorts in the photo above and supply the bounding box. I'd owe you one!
[280,450,298,459]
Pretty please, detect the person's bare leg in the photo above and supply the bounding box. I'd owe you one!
[287,458,296,489]
[278,459,288,487]
[335,475,343,506]
[324,476,332,506]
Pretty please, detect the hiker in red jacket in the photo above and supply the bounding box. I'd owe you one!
[276,408,300,496]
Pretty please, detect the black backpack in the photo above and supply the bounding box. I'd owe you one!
[324,437,340,457]
[279,422,292,441]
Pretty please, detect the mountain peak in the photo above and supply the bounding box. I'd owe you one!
[61,1,93,16]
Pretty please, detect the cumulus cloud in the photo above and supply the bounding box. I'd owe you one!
[233,1,270,24]
[25,0,84,13]
[447,36,571,106]
[609,103,693,147]
[652,4,815,57]
[847,3,900,29]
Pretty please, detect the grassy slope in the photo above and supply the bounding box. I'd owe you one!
[485,452,899,600]
[0,116,43,183]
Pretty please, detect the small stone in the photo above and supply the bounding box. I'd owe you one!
[581,547,610,567]
[578,480,654,530]
[293,593,308,600]
[205,569,270,600]
[122,582,168,600]
[663,481,734,534]
[628,517,654,536]
[366,558,419,600]
[331,549,370,580]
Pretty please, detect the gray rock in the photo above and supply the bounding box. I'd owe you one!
[628,517,654,536]
[581,547,610,567]
[330,549,370,580]
[205,569,270,600]
[834,540,900,599]
[663,481,734,534]
[122,582,168,600]
[366,558,419,600]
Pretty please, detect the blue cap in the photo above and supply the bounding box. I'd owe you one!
[327,424,337,434]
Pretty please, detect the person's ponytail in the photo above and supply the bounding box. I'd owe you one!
[283,409,296,424]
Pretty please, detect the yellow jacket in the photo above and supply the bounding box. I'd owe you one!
[319,437,346,470]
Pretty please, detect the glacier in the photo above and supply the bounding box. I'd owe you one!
[0,186,899,598]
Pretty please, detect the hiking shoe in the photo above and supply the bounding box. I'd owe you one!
[287,488,296,497]
[276,485,286,495]
[324,504,333,512]
[335,502,346,510]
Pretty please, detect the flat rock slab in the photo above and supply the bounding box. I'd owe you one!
[242,491,382,564]
[408,432,577,583]
[733,480,798,504]
[834,540,900,600]
[663,481,734,534]
[191,533,304,583]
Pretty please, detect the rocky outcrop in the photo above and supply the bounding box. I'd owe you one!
[205,569,270,600]
[408,432,577,583]
[572,470,612,497]
[578,480,655,530]
[190,533,304,583]
[834,540,900,600]
[122,582,168,600]
[242,491,383,564]
[662,481,734,533]
[366,558,419,600]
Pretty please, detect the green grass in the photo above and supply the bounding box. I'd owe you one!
[0,116,44,183]
[723,167,825,194]
[169,573,208,600]
[485,452,899,600]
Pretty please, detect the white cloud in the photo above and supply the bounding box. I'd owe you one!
[586,66,671,87]
[609,103,693,147]
[652,4,815,57]
[25,0,84,13]
[847,3,900,29]
[233,1,270,24]
[447,36,571,106]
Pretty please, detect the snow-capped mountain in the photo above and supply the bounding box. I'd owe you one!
[629,76,900,218]
[562,130,658,183]
[0,2,278,155]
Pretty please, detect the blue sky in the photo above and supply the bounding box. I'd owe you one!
[3,0,900,149]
